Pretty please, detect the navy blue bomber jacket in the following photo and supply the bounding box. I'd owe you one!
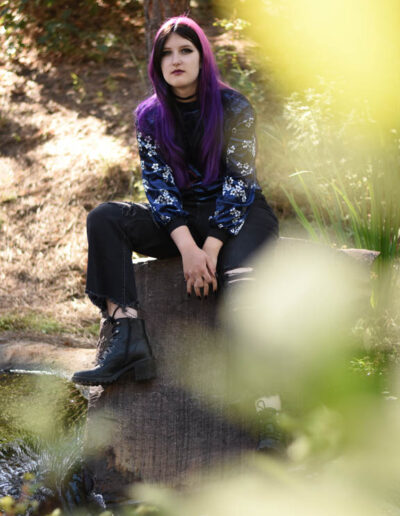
[136,88,262,243]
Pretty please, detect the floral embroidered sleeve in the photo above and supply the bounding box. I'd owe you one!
[208,99,257,242]
[136,127,188,233]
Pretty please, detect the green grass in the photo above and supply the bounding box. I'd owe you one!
[85,321,100,337]
[0,312,99,337]
[278,88,400,261]
[285,170,400,261]
[0,313,67,334]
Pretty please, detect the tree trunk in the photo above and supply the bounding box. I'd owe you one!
[84,257,256,504]
[143,0,191,60]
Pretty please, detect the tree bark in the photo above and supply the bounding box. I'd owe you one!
[84,257,256,504]
[143,0,191,60]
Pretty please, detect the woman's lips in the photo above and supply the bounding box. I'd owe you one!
[172,70,184,75]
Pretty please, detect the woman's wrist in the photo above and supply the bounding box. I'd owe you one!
[203,236,223,254]
[170,225,198,255]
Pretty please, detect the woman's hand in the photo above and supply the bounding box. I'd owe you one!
[170,225,217,297]
[181,246,217,297]
[202,236,223,279]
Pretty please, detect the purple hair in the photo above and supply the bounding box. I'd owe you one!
[135,16,229,189]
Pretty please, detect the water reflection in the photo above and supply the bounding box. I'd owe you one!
[0,370,104,514]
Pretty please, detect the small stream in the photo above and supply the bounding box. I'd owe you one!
[0,370,106,514]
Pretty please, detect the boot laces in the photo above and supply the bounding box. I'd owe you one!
[105,304,120,325]
[99,306,121,362]
[256,399,283,442]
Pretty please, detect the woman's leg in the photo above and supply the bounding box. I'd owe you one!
[217,194,279,294]
[215,195,284,453]
[72,201,180,386]
[85,201,178,314]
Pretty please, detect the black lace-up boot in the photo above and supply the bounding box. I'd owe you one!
[94,311,114,364]
[72,318,156,386]
[255,399,285,454]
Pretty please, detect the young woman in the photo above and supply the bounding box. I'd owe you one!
[72,16,279,387]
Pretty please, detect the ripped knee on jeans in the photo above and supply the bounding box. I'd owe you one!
[222,267,255,313]
[223,267,254,287]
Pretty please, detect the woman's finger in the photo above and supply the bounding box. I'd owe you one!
[193,275,206,298]
[194,284,202,298]
[201,268,214,284]
[205,257,216,276]
[186,277,194,296]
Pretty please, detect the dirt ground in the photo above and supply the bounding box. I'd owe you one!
[0,48,147,346]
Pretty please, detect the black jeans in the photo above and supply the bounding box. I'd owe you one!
[85,192,279,311]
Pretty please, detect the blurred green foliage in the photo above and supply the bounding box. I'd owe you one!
[0,373,88,514]
[127,240,400,516]
[0,373,87,443]
[0,473,40,515]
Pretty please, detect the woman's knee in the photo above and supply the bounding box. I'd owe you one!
[222,267,255,288]
[87,202,121,232]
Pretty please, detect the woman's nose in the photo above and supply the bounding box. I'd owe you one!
[172,52,182,65]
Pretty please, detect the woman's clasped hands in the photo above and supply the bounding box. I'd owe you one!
[170,226,221,298]
[182,244,218,298]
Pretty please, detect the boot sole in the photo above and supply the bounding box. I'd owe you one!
[72,357,156,386]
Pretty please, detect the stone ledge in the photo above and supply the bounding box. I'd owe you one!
[0,339,96,375]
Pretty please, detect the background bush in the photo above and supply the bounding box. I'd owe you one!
[0,0,142,60]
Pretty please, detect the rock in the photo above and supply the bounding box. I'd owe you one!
[0,339,95,375]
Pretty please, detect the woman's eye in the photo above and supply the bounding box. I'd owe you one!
[181,48,193,54]
[161,50,171,56]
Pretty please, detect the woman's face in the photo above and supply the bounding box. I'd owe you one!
[160,33,201,98]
